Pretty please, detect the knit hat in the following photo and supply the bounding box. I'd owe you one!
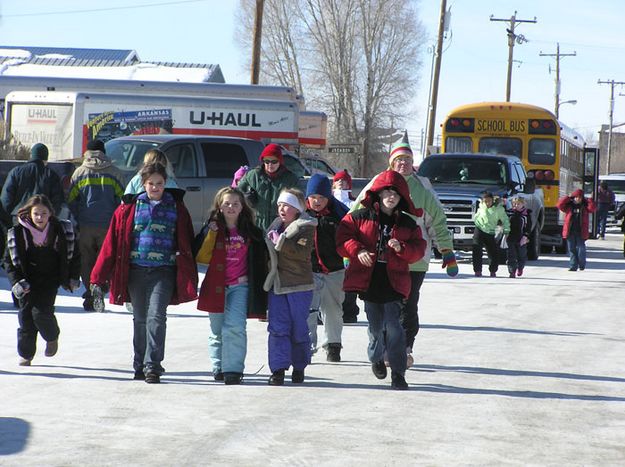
[87,139,106,153]
[30,143,49,161]
[389,130,413,167]
[259,143,284,165]
[306,174,332,199]
[571,189,584,197]
[332,170,352,190]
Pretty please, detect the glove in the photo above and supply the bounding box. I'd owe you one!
[441,250,459,277]
[12,280,31,299]
[69,279,81,292]
[267,230,281,245]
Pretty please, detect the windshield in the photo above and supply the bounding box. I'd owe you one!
[105,139,159,173]
[418,157,507,185]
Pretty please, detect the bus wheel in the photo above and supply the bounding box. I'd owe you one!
[527,227,540,260]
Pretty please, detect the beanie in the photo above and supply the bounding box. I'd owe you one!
[87,139,106,153]
[389,130,413,167]
[333,170,352,190]
[306,174,332,198]
[30,143,49,161]
[571,189,584,197]
[259,143,284,165]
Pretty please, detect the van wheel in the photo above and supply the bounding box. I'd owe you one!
[527,227,540,260]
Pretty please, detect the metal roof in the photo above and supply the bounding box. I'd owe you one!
[0,45,139,66]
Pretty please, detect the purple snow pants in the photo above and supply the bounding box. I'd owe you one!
[267,289,313,372]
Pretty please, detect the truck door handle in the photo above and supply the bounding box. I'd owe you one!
[185,186,201,192]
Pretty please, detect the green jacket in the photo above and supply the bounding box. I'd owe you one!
[473,198,510,235]
[238,166,299,232]
[351,170,453,272]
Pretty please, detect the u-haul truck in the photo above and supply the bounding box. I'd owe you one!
[4,91,299,161]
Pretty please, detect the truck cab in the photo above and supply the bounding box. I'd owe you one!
[417,153,545,260]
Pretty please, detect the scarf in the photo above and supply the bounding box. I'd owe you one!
[18,216,50,246]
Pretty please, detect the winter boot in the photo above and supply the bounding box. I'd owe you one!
[326,343,341,362]
[268,369,285,386]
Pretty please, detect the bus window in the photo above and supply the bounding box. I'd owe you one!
[478,138,522,158]
[445,136,472,153]
[528,138,556,165]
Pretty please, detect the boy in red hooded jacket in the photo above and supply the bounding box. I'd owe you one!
[557,188,596,271]
[336,170,426,390]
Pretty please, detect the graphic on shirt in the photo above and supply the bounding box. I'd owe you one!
[376,224,392,263]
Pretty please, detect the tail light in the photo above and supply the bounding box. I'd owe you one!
[529,170,555,182]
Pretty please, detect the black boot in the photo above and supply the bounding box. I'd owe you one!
[224,372,243,385]
[326,343,342,362]
[291,369,305,383]
[391,371,408,390]
[268,369,285,386]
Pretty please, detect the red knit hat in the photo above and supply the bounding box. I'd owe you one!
[259,143,284,164]
[571,189,584,197]
[333,170,352,189]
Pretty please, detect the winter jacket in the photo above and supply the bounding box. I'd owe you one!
[507,207,531,244]
[90,189,198,305]
[196,223,268,318]
[263,214,317,294]
[473,197,510,235]
[597,188,615,207]
[237,166,299,231]
[306,197,349,274]
[67,150,125,227]
[557,195,596,240]
[352,170,452,272]
[337,171,426,299]
[4,217,80,289]
[0,159,64,220]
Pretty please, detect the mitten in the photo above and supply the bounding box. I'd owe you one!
[441,250,459,277]
[12,280,31,299]
[267,230,281,245]
[69,279,81,292]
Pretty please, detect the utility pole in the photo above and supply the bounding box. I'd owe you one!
[250,0,265,85]
[490,11,536,101]
[598,79,625,174]
[425,0,447,152]
[540,43,576,119]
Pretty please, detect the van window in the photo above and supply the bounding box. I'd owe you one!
[201,143,250,178]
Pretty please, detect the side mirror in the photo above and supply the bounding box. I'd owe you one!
[523,177,536,194]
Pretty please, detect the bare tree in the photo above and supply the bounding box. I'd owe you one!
[236,0,425,176]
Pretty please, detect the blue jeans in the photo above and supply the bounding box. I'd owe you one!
[566,232,587,270]
[365,300,407,375]
[128,265,175,375]
[597,204,610,237]
[208,284,249,374]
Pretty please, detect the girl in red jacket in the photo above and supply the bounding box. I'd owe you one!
[336,171,426,390]
[91,163,198,384]
[196,187,268,385]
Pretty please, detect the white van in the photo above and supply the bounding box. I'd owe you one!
[598,174,625,223]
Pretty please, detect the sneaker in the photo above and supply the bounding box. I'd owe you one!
[133,371,145,380]
[474,271,482,277]
[490,271,497,277]
[391,371,409,390]
[44,340,58,357]
[82,298,95,311]
[291,369,305,384]
[18,357,32,366]
[90,284,105,313]
[517,268,523,277]
[372,360,387,379]
[125,302,134,313]
[326,344,341,362]
[406,349,414,369]
[509,272,516,278]
[224,372,243,385]
[568,267,577,271]
[145,372,160,384]
[213,372,224,382]
[579,266,585,271]
[268,369,285,386]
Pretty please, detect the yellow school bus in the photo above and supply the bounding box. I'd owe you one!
[441,102,585,252]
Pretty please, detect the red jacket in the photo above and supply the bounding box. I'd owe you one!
[336,171,426,299]
[557,195,596,240]
[91,190,198,305]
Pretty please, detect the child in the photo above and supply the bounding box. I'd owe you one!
[557,188,596,271]
[336,171,426,390]
[264,187,317,385]
[3,194,81,366]
[472,191,510,277]
[506,197,531,278]
[196,187,268,385]
[305,174,349,362]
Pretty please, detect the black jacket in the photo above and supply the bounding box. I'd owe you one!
[307,198,349,273]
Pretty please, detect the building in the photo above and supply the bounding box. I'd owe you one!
[598,124,625,174]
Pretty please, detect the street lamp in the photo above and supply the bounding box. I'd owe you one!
[556,99,577,118]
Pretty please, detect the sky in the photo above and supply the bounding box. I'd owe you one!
[1,0,625,156]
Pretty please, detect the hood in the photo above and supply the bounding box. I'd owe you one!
[82,150,113,170]
[362,170,422,217]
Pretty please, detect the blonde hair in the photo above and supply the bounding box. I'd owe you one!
[511,197,526,206]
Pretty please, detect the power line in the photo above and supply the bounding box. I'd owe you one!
[2,0,208,18]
